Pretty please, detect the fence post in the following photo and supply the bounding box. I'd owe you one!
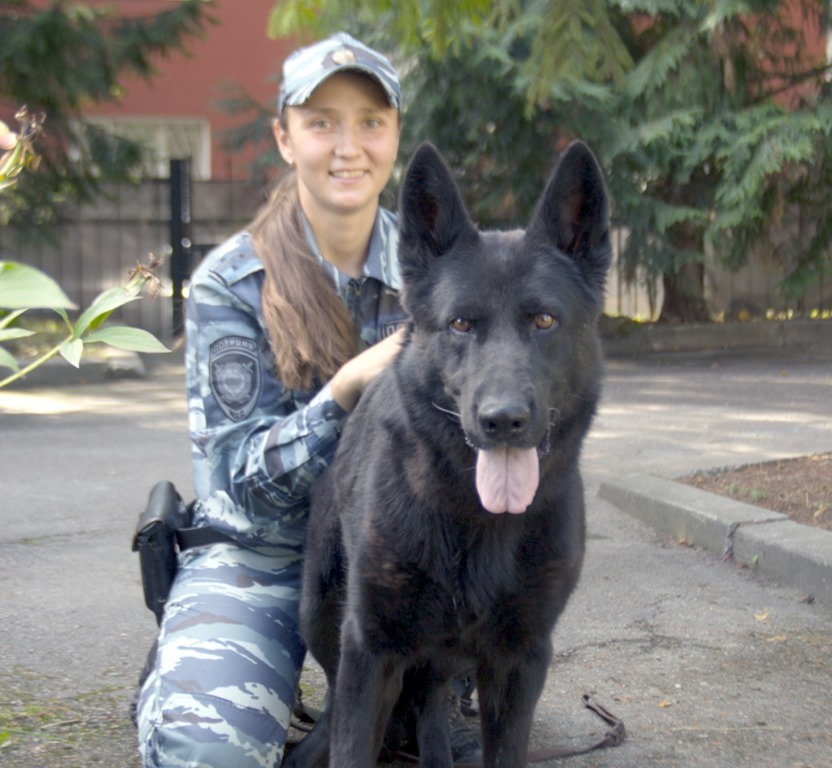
[169,158,193,336]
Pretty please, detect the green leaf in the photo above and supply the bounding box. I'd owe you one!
[0,308,27,329]
[72,286,142,339]
[0,328,35,342]
[653,202,710,233]
[0,261,77,310]
[624,26,695,99]
[267,0,324,39]
[0,345,21,373]
[59,338,84,368]
[83,325,170,353]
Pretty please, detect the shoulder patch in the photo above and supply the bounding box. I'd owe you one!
[382,320,407,338]
[209,336,261,421]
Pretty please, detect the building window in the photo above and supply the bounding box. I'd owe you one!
[82,116,212,180]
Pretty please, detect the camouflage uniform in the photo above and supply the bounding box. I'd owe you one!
[137,207,406,768]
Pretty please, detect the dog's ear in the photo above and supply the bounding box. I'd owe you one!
[398,142,477,278]
[528,141,611,294]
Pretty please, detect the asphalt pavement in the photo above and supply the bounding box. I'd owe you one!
[1,328,831,767]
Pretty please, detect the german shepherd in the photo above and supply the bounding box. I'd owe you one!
[285,140,611,767]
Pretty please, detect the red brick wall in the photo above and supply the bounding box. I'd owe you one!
[83,0,294,180]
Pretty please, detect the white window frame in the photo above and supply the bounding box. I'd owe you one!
[82,116,212,180]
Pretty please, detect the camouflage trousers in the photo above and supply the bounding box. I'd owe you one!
[136,542,306,768]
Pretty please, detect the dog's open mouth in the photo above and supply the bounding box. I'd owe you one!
[475,446,539,514]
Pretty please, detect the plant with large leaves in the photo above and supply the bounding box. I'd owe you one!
[0,258,168,388]
[0,110,167,388]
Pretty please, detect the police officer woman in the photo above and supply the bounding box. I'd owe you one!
[136,33,409,768]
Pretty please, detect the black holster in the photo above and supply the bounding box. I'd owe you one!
[132,481,190,626]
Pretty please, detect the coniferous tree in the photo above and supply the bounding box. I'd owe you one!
[270,0,832,321]
[596,1,832,321]
[0,0,213,228]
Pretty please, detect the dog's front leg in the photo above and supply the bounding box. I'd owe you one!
[477,649,549,768]
[414,678,454,768]
[283,694,332,768]
[329,620,402,768]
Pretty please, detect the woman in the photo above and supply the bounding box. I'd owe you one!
[136,33,411,768]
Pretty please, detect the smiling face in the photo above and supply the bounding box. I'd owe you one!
[275,71,400,223]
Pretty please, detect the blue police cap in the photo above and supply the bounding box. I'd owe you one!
[278,32,402,114]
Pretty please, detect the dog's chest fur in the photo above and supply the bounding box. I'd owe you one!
[336,370,584,660]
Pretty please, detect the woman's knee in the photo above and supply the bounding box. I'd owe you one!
[139,685,291,768]
[136,546,305,767]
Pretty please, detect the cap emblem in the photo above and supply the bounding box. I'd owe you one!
[332,49,357,65]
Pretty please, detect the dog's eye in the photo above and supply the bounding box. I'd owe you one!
[450,317,473,334]
[534,312,557,330]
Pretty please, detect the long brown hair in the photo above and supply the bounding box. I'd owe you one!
[251,171,357,391]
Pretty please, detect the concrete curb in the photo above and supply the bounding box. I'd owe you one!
[599,474,832,605]
[602,317,832,357]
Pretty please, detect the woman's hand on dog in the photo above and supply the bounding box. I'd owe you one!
[330,328,405,412]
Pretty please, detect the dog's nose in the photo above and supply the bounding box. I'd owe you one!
[478,403,530,441]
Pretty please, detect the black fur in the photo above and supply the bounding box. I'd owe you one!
[285,141,611,768]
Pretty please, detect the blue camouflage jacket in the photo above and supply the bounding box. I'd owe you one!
[184,207,406,556]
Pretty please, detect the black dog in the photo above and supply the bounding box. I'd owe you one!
[286,140,611,768]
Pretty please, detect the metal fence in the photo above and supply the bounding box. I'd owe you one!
[2,181,830,340]
[0,179,266,341]
[606,228,832,321]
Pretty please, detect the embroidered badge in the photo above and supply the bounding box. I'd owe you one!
[332,49,357,65]
[209,336,260,421]
[382,320,407,338]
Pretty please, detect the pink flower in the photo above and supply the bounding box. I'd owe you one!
[0,121,19,151]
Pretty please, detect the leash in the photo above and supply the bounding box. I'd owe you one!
[387,693,625,766]
[288,694,625,765]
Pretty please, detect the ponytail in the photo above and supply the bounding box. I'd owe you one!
[251,171,358,391]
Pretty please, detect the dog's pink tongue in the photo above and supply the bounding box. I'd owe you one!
[475,447,539,514]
